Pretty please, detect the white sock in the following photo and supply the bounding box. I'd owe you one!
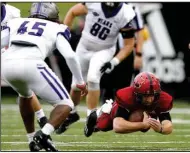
[70,107,77,114]
[35,109,45,121]
[87,109,92,116]
[41,123,55,135]
[27,132,35,143]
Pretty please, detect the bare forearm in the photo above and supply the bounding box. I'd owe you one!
[113,117,145,134]
[135,30,144,53]
[63,10,75,29]
[63,3,87,29]
[115,38,135,62]
[161,120,173,134]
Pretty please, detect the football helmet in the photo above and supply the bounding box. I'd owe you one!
[29,2,59,22]
[133,72,161,109]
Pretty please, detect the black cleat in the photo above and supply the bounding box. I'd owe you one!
[84,109,97,137]
[33,130,58,152]
[37,116,48,128]
[55,112,80,134]
[29,141,41,152]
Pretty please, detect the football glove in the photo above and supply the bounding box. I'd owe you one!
[100,57,120,74]
[101,99,114,114]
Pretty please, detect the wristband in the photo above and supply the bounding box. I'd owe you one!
[110,57,120,66]
[136,52,142,57]
[159,126,163,133]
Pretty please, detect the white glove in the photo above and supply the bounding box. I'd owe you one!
[101,99,114,114]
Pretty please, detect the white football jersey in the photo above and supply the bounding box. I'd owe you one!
[5,17,70,59]
[1,4,21,27]
[81,3,135,50]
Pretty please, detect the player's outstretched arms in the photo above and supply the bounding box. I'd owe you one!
[113,117,150,134]
[63,3,87,29]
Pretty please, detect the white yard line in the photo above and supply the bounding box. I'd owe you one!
[1,141,190,144]
[2,104,190,114]
[2,134,190,137]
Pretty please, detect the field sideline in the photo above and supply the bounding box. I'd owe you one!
[1,101,190,151]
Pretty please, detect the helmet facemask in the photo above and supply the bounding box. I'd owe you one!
[29,3,59,23]
[102,2,122,13]
[133,72,161,111]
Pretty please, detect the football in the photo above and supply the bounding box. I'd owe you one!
[128,109,144,122]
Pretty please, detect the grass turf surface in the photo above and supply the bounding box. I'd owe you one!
[1,96,190,151]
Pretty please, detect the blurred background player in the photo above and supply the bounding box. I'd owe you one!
[1,2,87,151]
[84,72,173,137]
[100,3,145,103]
[57,2,136,134]
[1,2,48,130]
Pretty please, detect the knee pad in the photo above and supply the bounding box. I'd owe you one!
[88,81,100,90]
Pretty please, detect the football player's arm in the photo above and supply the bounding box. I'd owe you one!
[1,27,10,49]
[148,111,173,135]
[113,106,149,134]
[56,33,84,85]
[159,112,173,134]
[63,3,88,29]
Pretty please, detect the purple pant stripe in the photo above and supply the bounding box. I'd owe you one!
[40,71,63,100]
[38,67,69,99]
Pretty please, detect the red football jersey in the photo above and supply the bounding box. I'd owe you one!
[115,86,173,115]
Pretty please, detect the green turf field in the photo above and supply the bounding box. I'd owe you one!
[1,96,190,151]
[2,2,190,152]
[8,2,80,28]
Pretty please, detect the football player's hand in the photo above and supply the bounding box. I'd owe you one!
[100,62,113,73]
[100,57,120,74]
[76,83,88,97]
[134,55,143,70]
[142,118,151,130]
[148,118,162,133]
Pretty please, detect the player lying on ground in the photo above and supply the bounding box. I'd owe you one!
[84,72,173,137]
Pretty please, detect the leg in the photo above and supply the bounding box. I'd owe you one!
[31,61,75,151]
[18,94,48,128]
[86,47,115,116]
[86,83,100,116]
[19,94,45,151]
[56,46,90,134]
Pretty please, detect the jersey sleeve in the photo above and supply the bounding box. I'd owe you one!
[57,24,71,42]
[115,87,134,110]
[132,4,144,31]
[156,91,173,114]
[120,4,136,30]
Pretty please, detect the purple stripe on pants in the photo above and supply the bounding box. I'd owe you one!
[40,71,63,100]
[38,66,69,99]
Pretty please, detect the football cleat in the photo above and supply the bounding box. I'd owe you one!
[29,141,41,151]
[33,130,58,152]
[37,116,48,128]
[84,109,97,137]
[55,112,80,134]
